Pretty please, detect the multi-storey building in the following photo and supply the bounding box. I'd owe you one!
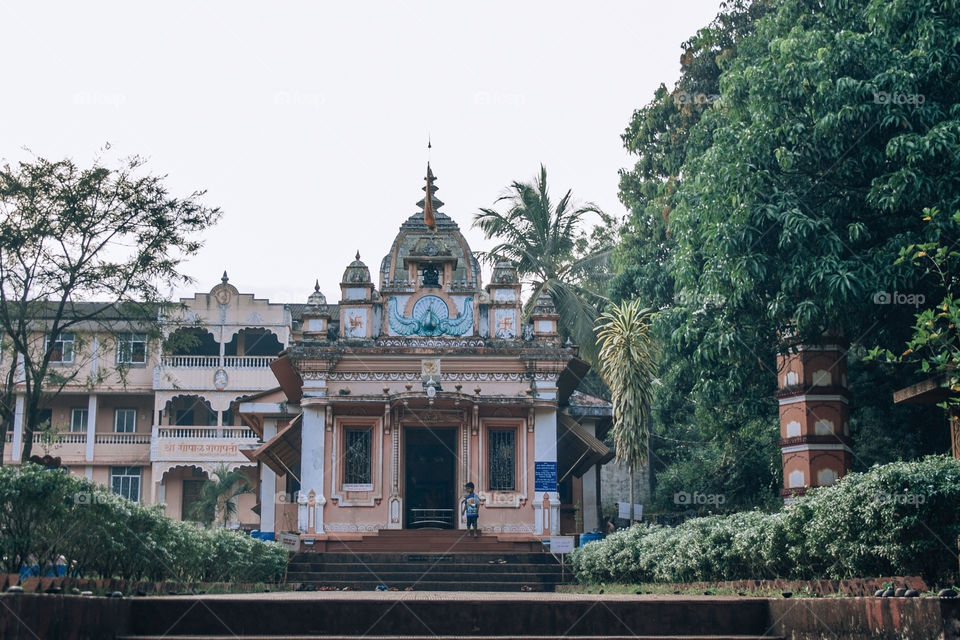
[2,165,616,542]
[2,275,289,528]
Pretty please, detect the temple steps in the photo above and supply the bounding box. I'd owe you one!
[286,552,568,592]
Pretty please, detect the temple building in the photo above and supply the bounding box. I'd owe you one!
[242,165,613,545]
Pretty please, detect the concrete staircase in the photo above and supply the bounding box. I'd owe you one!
[117,593,784,640]
[286,551,568,592]
[285,530,565,592]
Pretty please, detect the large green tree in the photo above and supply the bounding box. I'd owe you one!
[613,0,957,510]
[671,0,959,475]
[474,165,612,365]
[613,0,782,513]
[0,153,220,461]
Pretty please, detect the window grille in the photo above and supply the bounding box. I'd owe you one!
[344,428,372,485]
[489,429,515,491]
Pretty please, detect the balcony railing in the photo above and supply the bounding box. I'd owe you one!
[161,355,277,368]
[156,426,258,440]
[95,433,151,445]
[4,432,152,445]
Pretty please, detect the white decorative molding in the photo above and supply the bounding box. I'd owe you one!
[482,524,535,534]
[788,469,805,488]
[323,522,382,533]
[786,421,802,437]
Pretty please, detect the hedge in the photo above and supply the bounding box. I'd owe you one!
[571,455,960,585]
[0,463,288,583]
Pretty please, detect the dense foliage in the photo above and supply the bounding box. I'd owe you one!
[611,0,957,512]
[0,463,287,583]
[572,456,960,585]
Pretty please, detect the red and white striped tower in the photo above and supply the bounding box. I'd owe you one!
[777,335,852,501]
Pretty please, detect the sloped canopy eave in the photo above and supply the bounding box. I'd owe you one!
[251,413,302,479]
[557,412,614,479]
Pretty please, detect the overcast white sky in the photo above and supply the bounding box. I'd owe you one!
[1,1,724,303]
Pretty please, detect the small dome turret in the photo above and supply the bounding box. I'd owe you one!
[342,251,371,284]
[307,280,327,306]
[491,260,519,284]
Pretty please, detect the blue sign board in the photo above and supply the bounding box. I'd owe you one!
[534,461,557,493]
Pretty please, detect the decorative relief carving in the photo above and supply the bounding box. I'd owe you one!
[326,371,554,383]
[376,337,485,349]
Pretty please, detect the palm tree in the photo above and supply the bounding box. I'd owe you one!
[473,165,612,364]
[595,299,657,524]
[189,464,253,528]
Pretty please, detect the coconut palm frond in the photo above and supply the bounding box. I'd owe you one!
[596,299,658,468]
[473,165,612,367]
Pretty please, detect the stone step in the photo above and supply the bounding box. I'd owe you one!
[289,552,561,566]
[287,570,565,583]
[283,582,560,592]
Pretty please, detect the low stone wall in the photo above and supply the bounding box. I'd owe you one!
[2,591,958,639]
[768,597,960,640]
[0,593,130,640]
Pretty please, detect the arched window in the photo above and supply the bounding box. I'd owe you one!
[224,328,282,357]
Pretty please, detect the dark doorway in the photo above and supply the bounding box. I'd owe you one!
[404,427,457,529]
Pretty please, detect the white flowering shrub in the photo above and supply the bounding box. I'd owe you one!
[571,456,960,584]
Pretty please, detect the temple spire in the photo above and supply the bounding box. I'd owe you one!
[424,162,436,232]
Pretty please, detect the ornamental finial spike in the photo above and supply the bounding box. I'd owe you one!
[221,271,228,284]
[355,250,360,261]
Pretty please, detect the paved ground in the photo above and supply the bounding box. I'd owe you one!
[152,591,762,602]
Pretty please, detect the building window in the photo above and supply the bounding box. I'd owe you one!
[488,429,516,491]
[344,427,372,485]
[70,407,88,433]
[110,466,141,502]
[116,333,147,364]
[114,408,136,433]
[48,332,74,363]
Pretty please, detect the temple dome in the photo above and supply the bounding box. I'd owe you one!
[378,165,481,292]
[342,252,371,284]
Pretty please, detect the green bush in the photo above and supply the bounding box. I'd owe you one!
[572,456,960,585]
[0,463,288,584]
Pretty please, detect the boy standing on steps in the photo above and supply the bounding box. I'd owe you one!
[462,482,481,537]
